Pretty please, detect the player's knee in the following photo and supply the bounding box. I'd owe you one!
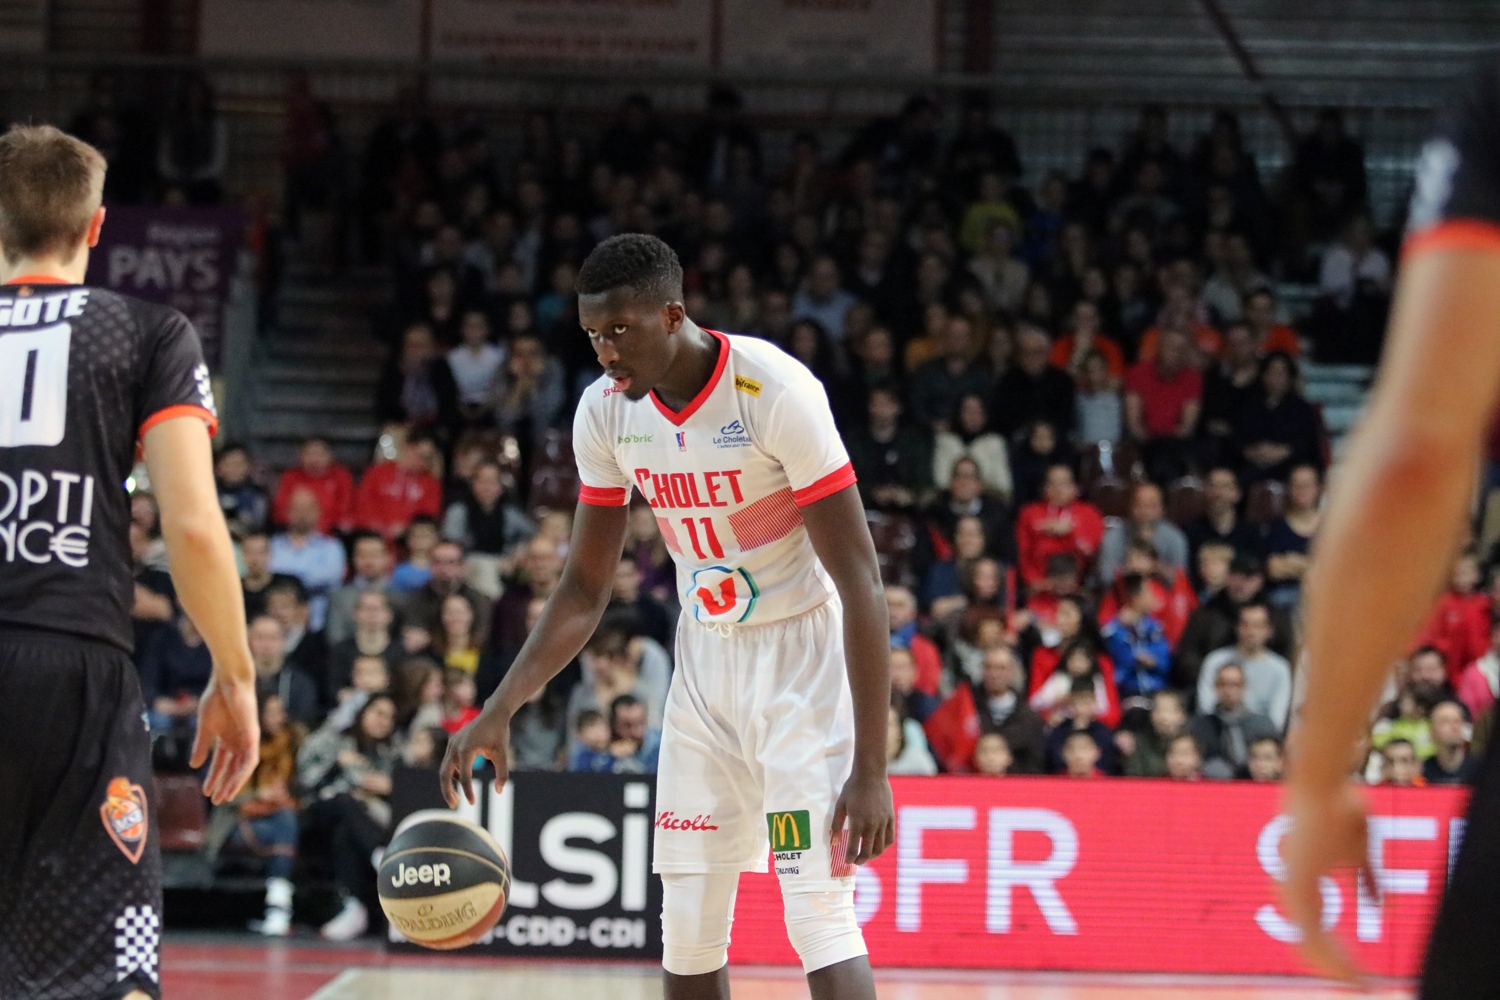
[782,886,867,974]
[660,872,738,977]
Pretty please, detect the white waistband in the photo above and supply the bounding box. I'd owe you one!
[684,596,833,637]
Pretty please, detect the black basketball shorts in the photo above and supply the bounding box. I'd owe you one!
[0,629,162,1000]
[1422,723,1500,999]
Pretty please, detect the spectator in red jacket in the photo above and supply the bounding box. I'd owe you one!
[1097,539,1197,645]
[1125,326,1202,483]
[353,431,443,542]
[1416,548,1491,686]
[924,646,1046,774]
[1015,463,1105,590]
[273,437,354,535]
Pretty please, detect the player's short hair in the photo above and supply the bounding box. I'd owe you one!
[0,125,106,264]
[576,233,683,305]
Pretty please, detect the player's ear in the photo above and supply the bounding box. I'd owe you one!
[663,301,685,334]
[87,206,106,248]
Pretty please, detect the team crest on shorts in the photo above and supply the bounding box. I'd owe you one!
[101,776,148,864]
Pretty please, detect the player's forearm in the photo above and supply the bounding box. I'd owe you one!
[489,576,611,717]
[161,511,254,687]
[840,583,892,775]
[1295,432,1474,791]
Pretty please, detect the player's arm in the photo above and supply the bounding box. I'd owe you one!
[801,485,896,865]
[1284,245,1500,982]
[143,416,259,805]
[441,500,628,807]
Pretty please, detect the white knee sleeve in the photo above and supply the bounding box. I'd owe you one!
[782,887,867,974]
[660,872,739,976]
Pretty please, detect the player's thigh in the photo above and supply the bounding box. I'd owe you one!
[654,646,763,873]
[753,607,858,889]
[0,639,163,1000]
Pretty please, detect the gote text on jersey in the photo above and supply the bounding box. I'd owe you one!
[0,289,89,326]
[632,467,744,510]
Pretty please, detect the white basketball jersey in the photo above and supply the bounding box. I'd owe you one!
[573,329,855,625]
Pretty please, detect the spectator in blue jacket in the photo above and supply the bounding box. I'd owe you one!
[1101,573,1172,699]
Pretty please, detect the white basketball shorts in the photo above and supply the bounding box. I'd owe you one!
[652,597,857,890]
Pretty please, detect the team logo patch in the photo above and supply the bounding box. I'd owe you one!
[734,375,762,397]
[675,432,687,451]
[102,776,148,864]
[714,419,752,449]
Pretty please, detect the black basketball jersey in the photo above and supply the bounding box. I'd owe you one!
[0,277,216,653]
[1407,54,1500,250]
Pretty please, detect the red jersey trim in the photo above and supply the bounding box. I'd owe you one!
[649,329,730,427]
[792,462,857,507]
[1404,220,1500,260]
[3,274,71,285]
[578,484,629,507]
[139,404,219,441]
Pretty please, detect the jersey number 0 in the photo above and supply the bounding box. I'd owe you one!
[0,324,71,448]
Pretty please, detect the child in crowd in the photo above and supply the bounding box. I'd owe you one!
[1380,738,1425,787]
[1371,683,1436,760]
[1246,735,1285,782]
[1196,541,1234,604]
[1061,730,1103,778]
[439,667,480,734]
[973,731,1014,777]
[1122,689,1188,777]
[1045,678,1117,774]
[326,654,391,731]
[890,646,941,723]
[568,710,616,772]
[1165,733,1204,781]
[1417,548,1491,687]
[1030,637,1121,728]
[887,704,939,776]
[390,517,441,593]
[1101,574,1172,701]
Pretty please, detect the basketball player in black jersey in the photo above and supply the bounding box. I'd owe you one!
[1284,56,1500,996]
[0,125,259,1000]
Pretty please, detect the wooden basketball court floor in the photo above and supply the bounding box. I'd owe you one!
[162,938,1410,1000]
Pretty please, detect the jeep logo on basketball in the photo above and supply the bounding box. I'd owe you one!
[767,810,811,852]
[391,861,452,888]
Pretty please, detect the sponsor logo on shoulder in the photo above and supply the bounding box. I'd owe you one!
[617,433,653,445]
[713,419,752,449]
[102,777,148,864]
[734,375,762,397]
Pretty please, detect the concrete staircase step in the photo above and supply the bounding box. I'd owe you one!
[255,385,374,413]
[256,360,382,385]
[262,334,387,363]
[249,412,381,441]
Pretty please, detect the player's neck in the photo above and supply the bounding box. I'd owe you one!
[653,319,719,413]
[0,250,88,286]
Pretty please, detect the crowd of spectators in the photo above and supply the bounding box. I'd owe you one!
[117,84,1454,943]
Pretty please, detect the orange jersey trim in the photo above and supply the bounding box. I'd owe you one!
[3,274,72,285]
[1404,220,1500,261]
[139,404,219,441]
[792,462,857,507]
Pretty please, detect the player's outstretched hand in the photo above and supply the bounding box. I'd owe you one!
[441,706,512,809]
[832,767,895,866]
[1280,783,1373,987]
[190,676,261,805]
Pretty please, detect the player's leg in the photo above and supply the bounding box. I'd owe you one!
[661,872,738,1000]
[0,637,163,1000]
[749,601,873,997]
[1419,729,1500,999]
[655,623,763,1000]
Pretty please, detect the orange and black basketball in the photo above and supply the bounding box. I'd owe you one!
[377,811,511,950]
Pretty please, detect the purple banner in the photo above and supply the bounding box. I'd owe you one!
[85,206,248,368]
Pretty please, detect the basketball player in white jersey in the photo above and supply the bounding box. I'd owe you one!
[442,233,893,999]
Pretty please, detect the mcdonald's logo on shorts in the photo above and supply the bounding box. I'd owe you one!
[767,810,811,853]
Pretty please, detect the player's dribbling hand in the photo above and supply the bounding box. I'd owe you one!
[832,767,895,866]
[441,707,512,808]
[1280,783,1374,987]
[190,676,261,806]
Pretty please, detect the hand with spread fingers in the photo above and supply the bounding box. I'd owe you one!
[832,767,895,866]
[440,704,513,808]
[190,676,261,805]
[1280,783,1375,987]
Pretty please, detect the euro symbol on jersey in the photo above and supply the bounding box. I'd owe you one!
[698,578,736,616]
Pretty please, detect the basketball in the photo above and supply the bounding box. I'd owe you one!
[376,811,511,950]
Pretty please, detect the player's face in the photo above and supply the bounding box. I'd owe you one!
[579,289,684,402]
